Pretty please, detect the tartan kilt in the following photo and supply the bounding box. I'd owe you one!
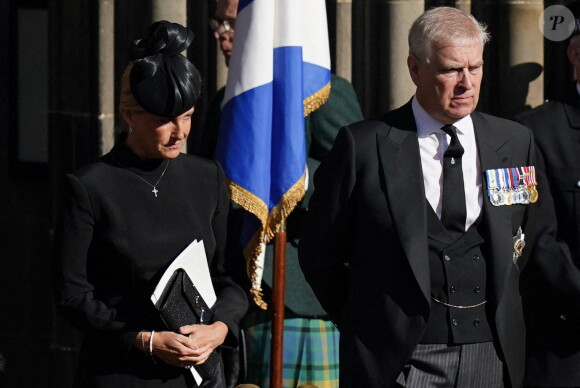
[241,310,340,388]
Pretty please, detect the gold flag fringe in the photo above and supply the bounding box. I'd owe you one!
[227,171,307,310]
[304,81,331,117]
[227,80,329,309]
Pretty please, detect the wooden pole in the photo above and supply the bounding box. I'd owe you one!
[270,220,287,388]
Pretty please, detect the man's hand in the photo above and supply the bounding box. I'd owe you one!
[215,0,238,21]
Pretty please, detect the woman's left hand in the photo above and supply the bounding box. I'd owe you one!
[178,321,228,364]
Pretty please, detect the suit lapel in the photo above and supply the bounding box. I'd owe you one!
[563,103,580,129]
[472,111,514,301]
[377,103,430,305]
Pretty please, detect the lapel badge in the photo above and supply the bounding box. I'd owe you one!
[513,226,526,263]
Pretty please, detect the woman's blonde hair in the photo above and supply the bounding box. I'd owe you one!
[115,62,145,143]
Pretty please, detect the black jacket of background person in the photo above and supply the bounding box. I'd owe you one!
[299,101,541,388]
[516,89,580,387]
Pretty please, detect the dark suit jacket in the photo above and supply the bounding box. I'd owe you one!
[299,101,538,388]
[516,95,580,387]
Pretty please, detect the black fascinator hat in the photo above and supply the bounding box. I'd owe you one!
[129,21,201,117]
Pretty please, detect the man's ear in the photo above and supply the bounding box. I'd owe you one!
[407,55,421,87]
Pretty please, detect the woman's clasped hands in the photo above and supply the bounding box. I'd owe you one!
[139,321,228,368]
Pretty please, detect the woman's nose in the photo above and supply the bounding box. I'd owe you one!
[172,121,186,139]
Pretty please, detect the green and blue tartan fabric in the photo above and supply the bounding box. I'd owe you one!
[242,311,340,388]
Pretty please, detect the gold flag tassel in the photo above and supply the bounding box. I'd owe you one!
[228,171,307,310]
[227,81,329,309]
[304,81,331,117]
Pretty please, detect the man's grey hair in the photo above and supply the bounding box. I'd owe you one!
[408,7,490,62]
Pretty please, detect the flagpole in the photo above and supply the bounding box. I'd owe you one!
[270,219,286,388]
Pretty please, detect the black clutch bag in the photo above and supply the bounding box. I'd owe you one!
[154,268,220,381]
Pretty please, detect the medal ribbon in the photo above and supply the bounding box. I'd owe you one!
[486,169,498,197]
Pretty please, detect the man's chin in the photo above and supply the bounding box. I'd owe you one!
[447,105,476,119]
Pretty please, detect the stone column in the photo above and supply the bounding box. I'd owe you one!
[352,0,423,117]
[385,1,423,111]
[152,0,186,25]
[455,0,471,13]
[99,0,115,155]
[152,0,188,152]
[498,0,544,118]
[335,0,354,82]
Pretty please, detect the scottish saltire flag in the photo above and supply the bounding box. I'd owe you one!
[215,0,331,308]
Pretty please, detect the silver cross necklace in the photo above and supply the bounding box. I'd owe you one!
[111,153,170,197]
[121,159,170,198]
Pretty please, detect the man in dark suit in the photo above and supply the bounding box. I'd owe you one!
[299,7,542,387]
[516,3,580,385]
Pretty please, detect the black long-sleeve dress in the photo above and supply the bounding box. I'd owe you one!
[53,143,248,387]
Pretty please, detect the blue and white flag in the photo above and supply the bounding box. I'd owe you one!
[215,0,331,308]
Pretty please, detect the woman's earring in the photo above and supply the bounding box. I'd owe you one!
[129,127,133,134]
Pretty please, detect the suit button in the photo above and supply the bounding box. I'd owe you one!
[473,319,480,326]
[450,286,456,293]
[452,319,458,326]
[473,255,480,261]
[474,287,480,293]
[444,255,451,261]
[577,181,580,188]
[560,314,568,321]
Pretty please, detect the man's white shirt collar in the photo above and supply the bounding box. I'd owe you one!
[412,96,474,138]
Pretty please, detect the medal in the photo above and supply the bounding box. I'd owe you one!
[513,226,526,263]
[528,166,539,203]
[486,166,538,206]
[490,190,503,206]
[513,167,529,204]
[509,168,521,204]
[518,187,531,204]
[503,190,514,205]
[529,187,538,203]
[486,169,503,206]
[499,169,513,206]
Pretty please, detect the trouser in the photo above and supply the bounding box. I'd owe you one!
[395,342,505,388]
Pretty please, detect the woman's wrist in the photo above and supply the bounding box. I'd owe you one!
[134,331,155,354]
[135,331,149,351]
[211,321,229,344]
[134,330,158,363]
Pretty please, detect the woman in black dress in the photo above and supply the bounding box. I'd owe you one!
[53,21,247,387]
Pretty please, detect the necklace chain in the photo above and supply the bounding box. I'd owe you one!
[112,154,170,198]
[129,160,170,197]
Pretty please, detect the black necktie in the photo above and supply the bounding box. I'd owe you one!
[440,125,466,233]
